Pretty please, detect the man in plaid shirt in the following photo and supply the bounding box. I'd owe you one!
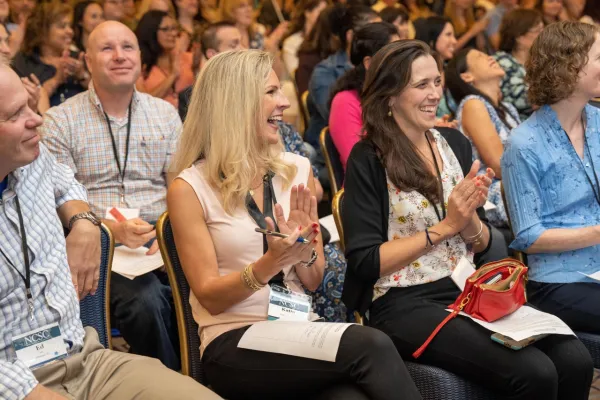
[43,21,181,370]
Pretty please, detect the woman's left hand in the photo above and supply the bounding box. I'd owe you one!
[473,165,495,207]
[287,184,319,232]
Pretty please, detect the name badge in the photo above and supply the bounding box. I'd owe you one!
[267,285,311,322]
[12,323,68,369]
[104,207,140,222]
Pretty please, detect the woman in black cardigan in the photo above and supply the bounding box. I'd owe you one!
[342,40,593,400]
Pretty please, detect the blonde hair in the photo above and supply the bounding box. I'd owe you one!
[172,50,297,214]
[218,0,258,38]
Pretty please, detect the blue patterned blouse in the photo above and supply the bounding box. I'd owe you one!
[493,51,533,121]
[456,94,520,228]
[501,105,600,283]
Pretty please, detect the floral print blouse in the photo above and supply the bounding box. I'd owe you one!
[494,51,532,121]
[373,129,474,300]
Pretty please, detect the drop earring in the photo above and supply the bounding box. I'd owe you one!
[388,109,392,117]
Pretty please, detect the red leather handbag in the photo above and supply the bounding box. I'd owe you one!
[413,259,528,358]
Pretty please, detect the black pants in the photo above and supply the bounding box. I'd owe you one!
[528,280,600,333]
[201,324,422,400]
[110,270,180,370]
[369,278,593,400]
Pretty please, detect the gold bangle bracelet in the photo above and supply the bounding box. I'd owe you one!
[241,263,265,292]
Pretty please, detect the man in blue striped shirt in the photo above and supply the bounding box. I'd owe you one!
[0,62,221,400]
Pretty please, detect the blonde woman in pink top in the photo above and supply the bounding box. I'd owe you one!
[168,50,421,400]
[135,10,194,107]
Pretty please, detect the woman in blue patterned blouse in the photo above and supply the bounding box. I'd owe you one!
[493,9,543,121]
[446,47,521,229]
[501,21,600,333]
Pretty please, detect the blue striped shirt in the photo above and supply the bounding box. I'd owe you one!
[0,144,87,400]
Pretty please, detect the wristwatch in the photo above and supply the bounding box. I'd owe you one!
[68,211,101,230]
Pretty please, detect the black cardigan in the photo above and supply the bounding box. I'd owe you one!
[341,127,489,315]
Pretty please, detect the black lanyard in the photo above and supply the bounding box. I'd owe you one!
[0,196,33,315]
[425,135,446,222]
[245,172,284,286]
[104,101,133,186]
[563,117,600,207]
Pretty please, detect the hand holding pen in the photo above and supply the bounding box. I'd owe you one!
[255,228,310,244]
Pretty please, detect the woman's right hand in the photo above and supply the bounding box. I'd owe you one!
[253,204,320,284]
[444,160,485,234]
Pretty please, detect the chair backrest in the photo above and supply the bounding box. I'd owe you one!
[319,127,345,195]
[79,223,113,349]
[500,184,526,264]
[300,90,310,130]
[332,189,345,252]
[156,212,204,384]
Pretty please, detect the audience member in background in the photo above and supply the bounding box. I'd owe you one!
[372,0,398,12]
[380,5,410,39]
[329,22,399,171]
[0,0,8,33]
[122,0,137,29]
[0,60,223,400]
[43,21,182,371]
[179,21,242,120]
[0,22,49,114]
[342,39,593,400]
[6,0,34,56]
[561,0,583,21]
[445,0,490,51]
[257,0,294,32]
[494,9,543,120]
[502,22,600,334]
[446,48,520,228]
[136,10,194,108]
[282,0,327,77]
[136,0,175,20]
[413,16,457,118]
[103,0,125,21]
[72,1,105,53]
[168,49,422,400]
[580,0,599,26]
[13,2,89,107]
[484,0,518,49]
[295,5,339,95]
[175,0,200,51]
[535,0,563,25]
[305,4,379,151]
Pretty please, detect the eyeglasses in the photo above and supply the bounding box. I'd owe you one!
[157,25,181,33]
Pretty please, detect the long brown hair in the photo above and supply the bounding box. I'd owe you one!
[22,1,72,56]
[361,40,443,202]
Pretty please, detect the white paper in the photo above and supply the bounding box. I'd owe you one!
[112,246,164,280]
[578,271,600,281]
[451,305,574,341]
[319,215,340,243]
[104,207,140,221]
[451,257,476,290]
[483,201,497,211]
[238,321,353,362]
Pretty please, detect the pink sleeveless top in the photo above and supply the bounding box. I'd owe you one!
[177,152,311,355]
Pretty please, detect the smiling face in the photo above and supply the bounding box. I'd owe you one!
[156,15,179,51]
[576,34,600,100]
[542,0,562,18]
[461,49,505,84]
[435,22,457,61]
[45,14,74,53]
[86,21,141,91]
[0,66,43,174]
[261,69,290,144]
[389,55,442,134]
[81,3,105,35]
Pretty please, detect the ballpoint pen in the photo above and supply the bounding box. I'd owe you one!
[255,228,310,244]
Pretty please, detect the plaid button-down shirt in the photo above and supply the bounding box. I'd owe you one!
[42,84,181,222]
[0,145,87,400]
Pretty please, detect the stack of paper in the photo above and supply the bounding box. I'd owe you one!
[112,246,164,280]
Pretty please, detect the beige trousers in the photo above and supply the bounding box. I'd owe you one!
[33,327,223,400]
